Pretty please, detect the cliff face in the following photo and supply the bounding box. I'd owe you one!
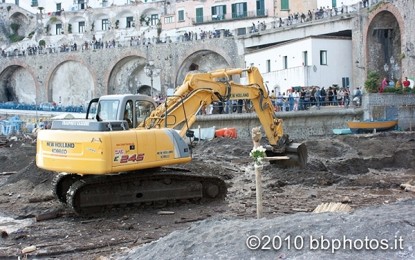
[0,11,11,48]
[0,4,40,50]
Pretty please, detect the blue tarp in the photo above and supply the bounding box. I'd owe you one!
[0,116,23,136]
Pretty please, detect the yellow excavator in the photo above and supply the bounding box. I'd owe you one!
[36,66,307,214]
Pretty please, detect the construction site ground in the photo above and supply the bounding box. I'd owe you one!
[0,131,414,259]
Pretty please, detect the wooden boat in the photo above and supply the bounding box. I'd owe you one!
[347,120,398,133]
[332,128,353,135]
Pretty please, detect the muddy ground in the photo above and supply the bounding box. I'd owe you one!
[0,131,414,259]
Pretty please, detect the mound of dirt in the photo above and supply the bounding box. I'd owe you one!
[117,198,415,259]
[0,131,414,259]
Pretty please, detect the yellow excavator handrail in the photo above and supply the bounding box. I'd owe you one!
[138,66,284,148]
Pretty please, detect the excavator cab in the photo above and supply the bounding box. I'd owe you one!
[85,95,156,128]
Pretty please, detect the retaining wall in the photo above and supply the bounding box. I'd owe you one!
[195,108,363,140]
[362,93,415,131]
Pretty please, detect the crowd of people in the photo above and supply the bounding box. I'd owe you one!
[0,0,366,58]
[380,76,413,93]
[193,85,364,116]
[269,86,363,112]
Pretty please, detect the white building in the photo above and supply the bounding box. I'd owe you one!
[245,36,352,93]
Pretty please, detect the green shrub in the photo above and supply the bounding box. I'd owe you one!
[8,34,24,42]
[10,23,20,34]
[383,87,402,94]
[364,71,380,93]
[38,39,46,47]
[49,16,58,23]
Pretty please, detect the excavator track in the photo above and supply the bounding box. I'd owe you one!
[52,173,81,204]
[58,168,226,215]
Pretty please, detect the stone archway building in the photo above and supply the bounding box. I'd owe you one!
[1,1,414,105]
[353,1,414,89]
[0,38,241,105]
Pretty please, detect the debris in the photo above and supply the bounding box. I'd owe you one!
[21,245,37,254]
[80,219,103,224]
[400,183,415,193]
[0,171,17,176]
[291,208,310,212]
[174,217,205,224]
[1,230,8,238]
[28,194,54,203]
[0,138,7,147]
[341,196,352,203]
[157,211,175,215]
[36,210,61,222]
[313,202,352,213]
[95,256,110,260]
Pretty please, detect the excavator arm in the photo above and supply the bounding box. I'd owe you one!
[139,66,307,167]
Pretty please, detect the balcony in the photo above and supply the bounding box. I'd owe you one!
[192,9,268,25]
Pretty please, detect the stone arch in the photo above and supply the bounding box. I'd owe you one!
[68,15,86,34]
[139,7,159,26]
[364,3,404,81]
[106,55,148,95]
[115,10,136,29]
[9,11,30,37]
[0,63,38,104]
[46,16,64,36]
[46,59,95,106]
[175,50,232,86]
[93,13,110,31]
[137,85,151,96]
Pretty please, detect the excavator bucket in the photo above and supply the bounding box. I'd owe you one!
[266,142,308,168]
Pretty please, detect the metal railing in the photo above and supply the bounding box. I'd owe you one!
[192,9,268,25]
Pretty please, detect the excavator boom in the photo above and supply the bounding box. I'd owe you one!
[140,66,307,167]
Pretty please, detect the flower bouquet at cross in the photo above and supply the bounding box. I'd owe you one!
[249,145,266,166]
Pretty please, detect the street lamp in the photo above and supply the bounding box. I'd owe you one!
[389,56,395,80]
[144,60,161,98]
[383,63,389,74]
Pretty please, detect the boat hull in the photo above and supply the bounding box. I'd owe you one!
[347,120,398,133]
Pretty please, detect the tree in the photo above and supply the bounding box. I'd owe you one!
[39,40,46,47]
[10,23,20,34]
[49,16,58,23]
[9,23,24,42]
[364,71,380,93]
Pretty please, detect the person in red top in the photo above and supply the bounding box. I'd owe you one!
[380,77,388,93]
[403,77,410,88]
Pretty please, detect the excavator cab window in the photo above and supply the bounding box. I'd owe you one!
[135,100,155,125]
[96,100,119,121]
[124,101,133,128]
[85,98,99,120]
